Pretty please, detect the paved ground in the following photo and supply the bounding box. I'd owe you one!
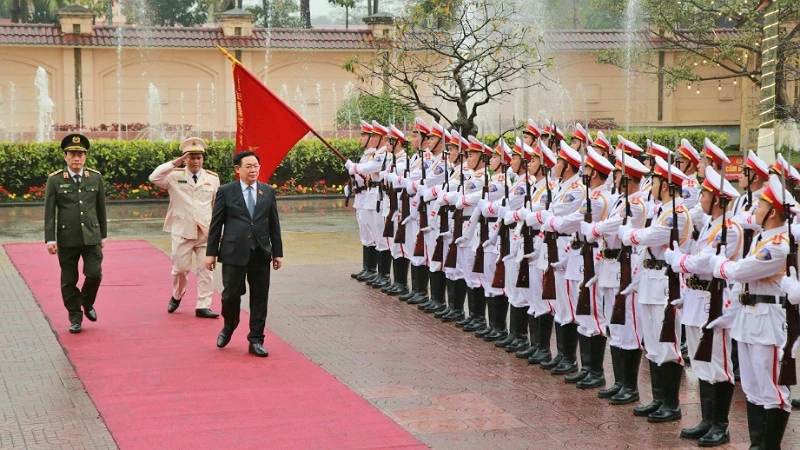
[2,197,800,449]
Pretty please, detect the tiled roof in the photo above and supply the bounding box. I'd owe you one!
[0,24,738,51]
[0,24,377,50]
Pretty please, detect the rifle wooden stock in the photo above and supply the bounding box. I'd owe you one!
[659,229,681,343]
[413,197,428,257]
[444,208,464,268]
[515,224,533,288]
[610,245,632,325]
[576,240,595,316]
[779,250,799,386]
[694,277,724,362]
[742,229,754,256]
[472,216,488,274]
[382,215,395,238]
[394,189,410,244]
[431,205,448,263]
[542,231,558,300]
[491,222,509,288]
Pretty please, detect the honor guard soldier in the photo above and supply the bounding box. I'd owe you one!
[527,140,586,375]
[149,137,220,318]
[379,124,410,296]
[586,150,648,405]
[44,133,107,334]
[619,155,691,423]
[664,167,742,446]
[714,175,795,450]
[349,120,378,281]
[732,151,769,256]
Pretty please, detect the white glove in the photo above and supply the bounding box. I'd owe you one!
[706,312,736,330]
[401,215,413,225]
[455,236,469,246]
[524,209,540,227]
[477,199,489,213]
[344,159,354,171]
[438,230,453,240]
[619,283,637,296]
[497,206,508,220]
[579,222,593,239]
[539,211,555,231]
[503,210,517,225]
[482,239,495,249]
[664,240,684,270]
[344,185,351,198]
[670,297,684,309]
[384,173,399,185]
[443,191,463,206]
[617,224,632,243]
[710,253,730,279]
[402,177,415,193]
[503,252,516,262]
[582,275,598,289]
[524,246,540,261]
[781,267,800,305]
[550,260,565,271]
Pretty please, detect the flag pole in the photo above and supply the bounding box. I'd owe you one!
[216,45,347,162]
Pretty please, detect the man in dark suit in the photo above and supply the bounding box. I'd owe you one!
[44,134,108,334]
[205,151,283,357]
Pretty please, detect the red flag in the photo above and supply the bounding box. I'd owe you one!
[233,63,312,182]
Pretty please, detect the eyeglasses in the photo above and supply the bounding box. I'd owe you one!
[241,164,260,170]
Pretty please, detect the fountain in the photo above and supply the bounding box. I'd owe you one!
[279,84,289,102]
[294,85,307,119]
[179,91,186,141]
[623,0,643,131]
[115,25,124,139]
[195,83,202,136]
[315,82,323,132]
[210,82,216,139]
[34,67,54,143]
[147,83,165,141]
[77,85,83,132]
[7,82,17,142]
[342,81,355,138]
[331,83,338,138]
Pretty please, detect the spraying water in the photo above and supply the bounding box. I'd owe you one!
[331,83,338,138]
[623,0,643,131]
[34,67,55,143]
[116,26,124,139]
[147,83,165,141]
[195,83,202,136]
[210,82,216,140]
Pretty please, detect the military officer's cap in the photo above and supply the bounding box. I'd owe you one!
[447,130,468,152]
[558,140,582,169]
[761,174,797,215]
[702,138,729,166]
[653,155,688,186]
[360,120,373,134]
[614,149,648,180]
[467,135,485,153]
[593,131,611,153]
[523,119,541,138]
[536,139,557,168]
[180,137,207,154]
[702,167,739,200]
[389,124,406,144]
[371,121,389,136]
[429,122,444,139]
[494,139,513,165]
[744,150,769,181]
[677,138,700,166]
[616,135,643,157]
[586,146,615,176]
[573,123,592,145]
[647,139,671,160]
[771,154,800,187]
[413,117,430,136]
[61,133,90,152]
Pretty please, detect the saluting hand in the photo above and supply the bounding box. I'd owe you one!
[172,153,190,167]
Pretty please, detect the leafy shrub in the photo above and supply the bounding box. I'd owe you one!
[335,92,415,128]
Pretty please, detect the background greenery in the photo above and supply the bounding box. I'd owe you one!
[0,129,730,197]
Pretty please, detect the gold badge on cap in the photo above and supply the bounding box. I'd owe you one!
[73,136,81,143]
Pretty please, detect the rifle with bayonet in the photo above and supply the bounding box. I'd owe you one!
[541,123,559,300]
[395,139,411,245]
[491,151,511,288]
[742,145,755,256]
[431,141,450,263]
[780,151,799,386]
[577,128,595,316]
[611,149,632,325]
[413,135,431,257]
[382,143,399,238]
[473,141,491,274]
[445,138,465,269]
[516,140,534,289]
[695,162,728,362]
[660,152,681,343]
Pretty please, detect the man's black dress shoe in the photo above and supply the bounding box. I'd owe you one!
[84,307,97,322]
[69,323,81,334]
[167,297,181,313]
[217,330,232,348]
[195,308,219,319]
[249,343,269,357]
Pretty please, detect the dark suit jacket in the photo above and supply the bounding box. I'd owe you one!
[206,181,283,266]
[44,167,108,247]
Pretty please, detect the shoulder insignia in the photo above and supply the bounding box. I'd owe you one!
[724,218,733,228]
[205,170,218,177]
[773,234,785,245]
[497,174,505,181]
[675,205,686,213]
[591,191,601,200]
[86,168,101,174]
[49,169,64,177]
[630,197,641,205]
[571,181,581,189]
[685,179,697,187]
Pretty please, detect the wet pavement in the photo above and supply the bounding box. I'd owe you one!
[1,197,799,449]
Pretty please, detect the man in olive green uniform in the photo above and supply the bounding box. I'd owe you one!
[44,134,108,334]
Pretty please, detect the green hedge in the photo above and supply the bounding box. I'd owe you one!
[0,138,364,195]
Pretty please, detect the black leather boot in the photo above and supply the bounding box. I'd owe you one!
[399,264,419,302]
[506,307,530,353]
[494,303,519,348]
[681,380,713,439]
[577,335,606,389]
[484,296,509,341]
[384,258,410,296]
[370,250,393,289]
[762,407,790,450]
[698,382,734,447]
[456,286,475,327]
[381,257,401,293]
[356,247,378,281]
[464,287,487,332]
[565,334,591,383]
[599,345,624,398]
[408,266,430,304]
[422,271,446,313]
[529,314,554,365]
[442,279,467,322]
[539,318,563,369]
[648,361,682,423]
[745,401,765,450]
[352,245,369,279]
[633,360,663,415]
[517,315,539,358]
[434,278,456,318]
[474,294,495,337]
[611,348,641,405]
[551,323,578,375]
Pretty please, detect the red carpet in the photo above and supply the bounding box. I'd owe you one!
[5,240,424,450]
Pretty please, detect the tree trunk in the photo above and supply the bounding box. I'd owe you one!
[367,0,372,16]
[300,0,311,28]
[263,0,269,27]
[373,0,379,14]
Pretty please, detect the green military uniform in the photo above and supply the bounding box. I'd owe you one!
[44,134,107,329]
